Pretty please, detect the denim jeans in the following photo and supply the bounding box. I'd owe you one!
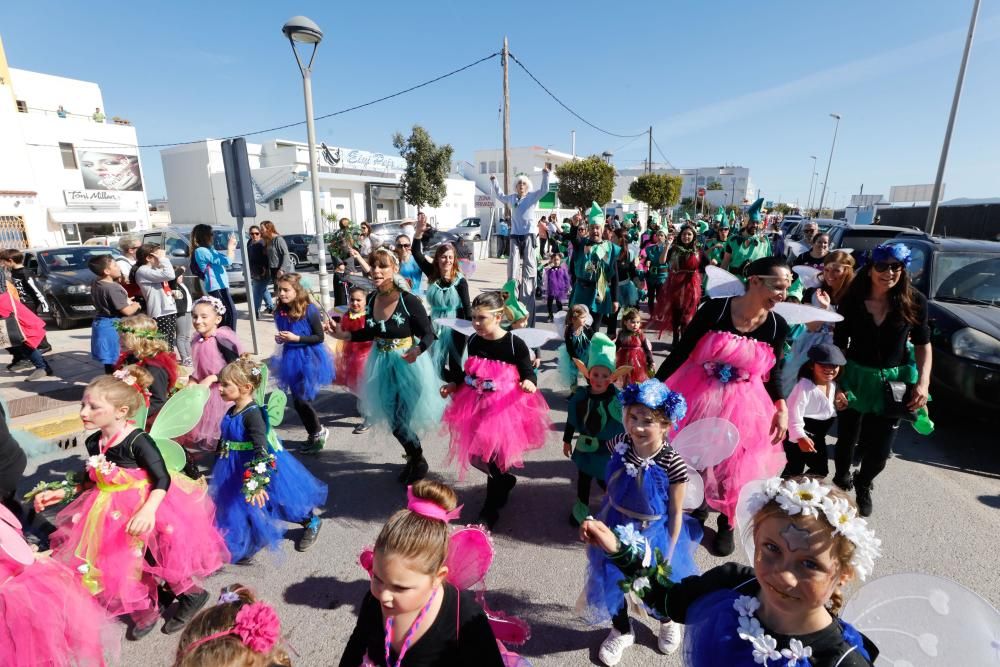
[251,278,274,315]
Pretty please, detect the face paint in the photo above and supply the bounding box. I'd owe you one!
[780,524,813,552]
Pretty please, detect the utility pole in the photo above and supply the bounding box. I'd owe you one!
[571,129,576,159]
[647,126,653,174]
[927,0,981,234]
[502,37,512,222]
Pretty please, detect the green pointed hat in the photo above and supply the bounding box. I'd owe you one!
[714,206,725,223]
[697,220,710,234]
[587,333,617,371]
[719,217,731,229]
[747,197,764,222]
[501,279,528,322]
[684,212,691,221]
[729,209,737,222]
[587,202,605,226]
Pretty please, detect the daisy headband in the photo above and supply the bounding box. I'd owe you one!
[194,295,227,315]
[744,477,882,580]
[619,379,687,425]
[406,486,463,523]
[178,601,281,659]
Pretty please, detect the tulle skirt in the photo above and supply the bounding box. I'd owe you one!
[186,387,231,451]
[210,448,328,562]
[557,344,581,391]
[616,343,650,384]
[359,342,447,440]
[443,357,551,477]
[570,448,611,481]
[665,331,786,522]
[0,558,117,667]
[271,342,335,402]
[50,467,229,624]
[428,326,465,379]
[334,340,372,394]
[654,272,702,333]
[617,280,639,307]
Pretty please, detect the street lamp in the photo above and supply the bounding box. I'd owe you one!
[815,113,841,219]
[283,15,330,310]
[806,155,818,213]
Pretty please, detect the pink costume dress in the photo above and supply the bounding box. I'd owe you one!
[656,297,789,522]
[187,326,243,450]
[0,506,115,667]
[334,310,372,393]
[443,333,551,477]
[615,331,652,384]
[50,429,229,626]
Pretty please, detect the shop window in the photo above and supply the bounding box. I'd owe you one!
[59,142,77,169]
[15,100,27,113]
[270,198,284,212]
[0,216,29,249]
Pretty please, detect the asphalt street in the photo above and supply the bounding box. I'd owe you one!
[16,259,1000,666]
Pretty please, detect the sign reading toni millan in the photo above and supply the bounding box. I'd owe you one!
[64,190,122,207]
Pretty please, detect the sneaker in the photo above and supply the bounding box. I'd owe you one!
[658,620,682,654]
[6,360,33,372]
[296,516,322,552]
[854,478,873,517]
[180,357,193,367]
[26,367,50,381]
[352,421,371,434]
[598,626,635,666]
[162,589,210,634]
[302,427,329,455]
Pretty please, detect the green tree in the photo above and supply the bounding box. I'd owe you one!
[628,173,683,212]
[554,155,615,211]
[706,180,723,190]
[391,125,454,212]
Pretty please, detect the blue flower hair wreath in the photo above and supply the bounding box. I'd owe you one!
[619,379,688,425]
[871,243,912,268]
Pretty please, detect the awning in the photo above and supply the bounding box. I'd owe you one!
[48,208,144,224]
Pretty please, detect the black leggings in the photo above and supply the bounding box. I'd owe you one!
[576,472,607,504]
[292,397,321,436]
[388,393,423,457]
[781,416,833,478]
[833,408,900,487]
[547,296,563,318]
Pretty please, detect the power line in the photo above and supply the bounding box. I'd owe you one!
[30,52,500,151]
[652,137,674,169]
[507,52,647,139]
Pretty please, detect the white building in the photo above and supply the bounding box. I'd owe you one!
[0,38,150,248]
[614,164,755,209]
[160,139,475,235]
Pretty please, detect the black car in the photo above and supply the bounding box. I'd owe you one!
[283,234,314,268]
[823,222,918,265]
[23,246,123,329]
[894,233,1000,413]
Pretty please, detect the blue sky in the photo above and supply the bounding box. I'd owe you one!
[3,1,998,207]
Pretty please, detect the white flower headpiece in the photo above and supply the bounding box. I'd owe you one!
[195,295,227,315]
[744,477,882,580]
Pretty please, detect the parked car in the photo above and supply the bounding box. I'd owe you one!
[140,225,246,298]
[439,217,484,243]
[894,233,1000,413]
[82,235,121,247]
[820,221,918,265]
[283,234,314,268]
[21,246,123,329]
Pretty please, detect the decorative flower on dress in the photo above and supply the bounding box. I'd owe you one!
[703,361,751,384]
[613,439,629,456]
[242,453,276,501]
[780,638,814,665]
[86,454,118,477]
[872,242,912,268]
[619,379,687,424]
[624,462,639,478]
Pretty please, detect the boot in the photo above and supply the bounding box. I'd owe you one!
[854,475,873,517]
[398,451,429,485]
[494,473,517,509]
[478,477,502,530]
[690,503,709,525]
[714,514,735,556]
[832,471,854,491]
[162,589,210,634]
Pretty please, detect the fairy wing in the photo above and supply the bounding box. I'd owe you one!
[552,311,567,334]
[773,302,845,325]
[792,265,822,290]
[842,573,1000,666]
[785,239,809,257]
[681,464,704,511]
[266,390,287,429]
[671,418,740,470]
[148,385,210,472]
[512,327,561,348]
[446,525,495,590]
[705,265,746,299]
[433,317,476,337]
[458,258,477,277]
[253,365,270,408]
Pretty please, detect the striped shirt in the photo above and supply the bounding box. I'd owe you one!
[607,433,688,484]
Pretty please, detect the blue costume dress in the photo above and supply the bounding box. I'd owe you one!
[270,303,335,401]
[581,433,703,625]
[399,256,424,297]
[569,239,620,318]
[210,402,328,562]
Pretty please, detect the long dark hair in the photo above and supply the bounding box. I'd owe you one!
[191,224,213,249]
[843,263,921,325]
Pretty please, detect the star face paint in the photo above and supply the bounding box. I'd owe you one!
[780,524,813,552]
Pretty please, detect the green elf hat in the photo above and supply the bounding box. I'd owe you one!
[714,206,725,223]
[747,197,765,222]
[720,217,731,229]
[588,202,606,226]
[729,209,737,223]
[697,219,710,234]
[573,332,632,383]
[684,212,692,221]
[501,279,528,322]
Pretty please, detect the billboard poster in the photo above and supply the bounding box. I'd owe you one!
[77,150,143,191]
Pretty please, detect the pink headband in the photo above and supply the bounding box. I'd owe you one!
[406,485,463,523]
[177,601,280,660]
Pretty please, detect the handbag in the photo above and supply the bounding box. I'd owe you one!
[881,377,916,422]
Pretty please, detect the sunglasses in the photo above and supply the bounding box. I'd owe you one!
[249,232,261,236]
[398,243,411,249]
[873,262,904,274]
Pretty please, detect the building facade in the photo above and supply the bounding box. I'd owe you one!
[0,38,150,248]
[613,164,754,209]
[160,139,474,235]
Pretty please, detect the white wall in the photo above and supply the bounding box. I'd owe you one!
[161,143,225,226]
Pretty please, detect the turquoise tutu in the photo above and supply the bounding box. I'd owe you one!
[360,341,447,439]
[617,280,639,307]
[558,344,580,391]
[427,277,467,377]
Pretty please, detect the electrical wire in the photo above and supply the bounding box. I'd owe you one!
[507,52,647,139]
[27,52,500,151]
[652,137,674,169]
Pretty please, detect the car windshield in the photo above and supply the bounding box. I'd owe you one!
[39,247,120,270]
[932,253,1000,303]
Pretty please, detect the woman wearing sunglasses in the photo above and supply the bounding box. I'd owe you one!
[394,234,424,297]
[832,243,931,517]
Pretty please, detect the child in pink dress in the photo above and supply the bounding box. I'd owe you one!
[187,296,244,451]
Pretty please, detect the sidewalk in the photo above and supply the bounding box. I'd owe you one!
[1,257,515,444]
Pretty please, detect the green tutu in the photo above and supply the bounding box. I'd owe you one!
[360,342,447,439]
[841,360,918,415]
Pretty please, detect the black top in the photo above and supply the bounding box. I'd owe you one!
[228,402,269,458]
[411,238,472,320]
[339,584,505,667]
[84,428,171,492]
[350,291,436,352]
[833,290,930,368]
[615,248,636,282]
[9,267,46,311]
[792,250,827,270]
[119,354,169,418]
[333,272,353,307]
[656,297,789,401]
[444,333,536,385]
[247,240,268,279]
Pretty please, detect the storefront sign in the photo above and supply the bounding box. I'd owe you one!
[475,195,494,208]
[319,144,405,173]
[64,190,122,207]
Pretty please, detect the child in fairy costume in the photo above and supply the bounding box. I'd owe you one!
[615,308,654,384]
[441,291,550,529]
[557,304,595,393]
[582,476,881,666]
[562,333,629,526]
[35,367,228,639]
[211,356,326,562]
[334,286,375,434]
[114,314,179,426]
[579,379,702,665]
[186,296,243,453]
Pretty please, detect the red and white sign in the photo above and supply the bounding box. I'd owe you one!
[698,188,706,197]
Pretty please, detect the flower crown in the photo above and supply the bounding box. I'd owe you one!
[179,597,281,658]
[871,242,912,268]
[744,477,882,580]
[112,368,150,406]
[619,379,687,425]
[113,321,163,340]
[194,295,227,315]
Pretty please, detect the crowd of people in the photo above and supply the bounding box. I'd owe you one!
[0,182,945,666]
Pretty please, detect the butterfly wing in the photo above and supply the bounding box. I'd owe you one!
[446,526,495,590]
[148,385,210,472]
[512,327,561,348]
[792,265,822,290]
[671,418,740,470]
[433,317,476,337]
[773,302,845,325]
[458,258,477,277]
[705,265,746,299]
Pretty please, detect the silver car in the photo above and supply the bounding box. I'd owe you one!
[141,225,246,297]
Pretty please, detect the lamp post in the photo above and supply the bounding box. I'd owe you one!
[815,113,840,219]
[806,155,818,213]
[282,15,330,310]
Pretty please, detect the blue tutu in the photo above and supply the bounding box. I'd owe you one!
[90,316,120,365]
[359,340,447,440]
[210,407,328,562]
[271,304,335,401]
[581,442,702,625]
[617,280,639,308]
[683,588,871,667]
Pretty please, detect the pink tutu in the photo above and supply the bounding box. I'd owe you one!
[0,556,117,667]
[443,356,551,477]
[50,465,229,624]
[663,330,786,522]
[186,328,243,450]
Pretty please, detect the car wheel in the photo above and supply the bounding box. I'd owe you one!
[473,235,482,242]
[290,254,299,268]
[49,298,72,330]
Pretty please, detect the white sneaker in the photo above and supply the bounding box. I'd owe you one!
[658,620,682,654]
[598,626,635,666]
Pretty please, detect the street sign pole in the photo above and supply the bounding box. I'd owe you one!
[221,138,260,355]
